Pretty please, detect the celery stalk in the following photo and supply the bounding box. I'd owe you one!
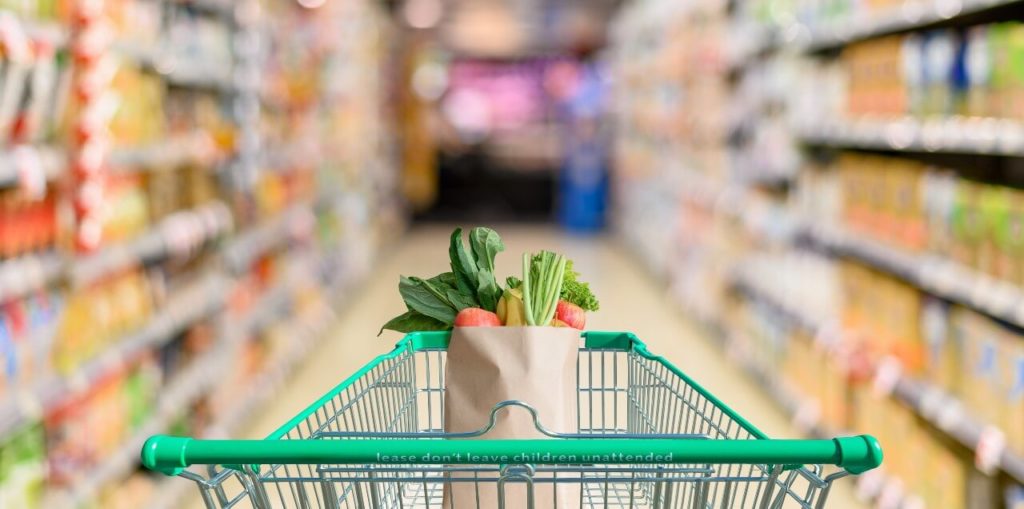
[523,253,536,326]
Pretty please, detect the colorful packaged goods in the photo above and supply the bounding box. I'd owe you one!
[0,189,58,259]
[0,290,61,389]
[1000,331,1024,457]
[0,422,45,509]
[107,64,167,148]
[829,22,1024,121]
[52,270,154,374]
[921,298,960,393]
[100,174,151,245]
[964,26,992,117]
[45,355,160,487]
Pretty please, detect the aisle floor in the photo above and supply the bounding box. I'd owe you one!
[183,224,865,509]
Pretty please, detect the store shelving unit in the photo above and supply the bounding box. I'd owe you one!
[801,224,1024,327]
[615,0,1024,504]
[107,133,226,172]
[731,273,1024,484]
[801,0,1024,52]
[146,299,339,509]
[0,273,229,439]
[797,117,1024,155]
[0,1,399,507]
[0,146,66,187]
[0,252,65,303]
[70,202,234,286]
[731,0,1024,59]
[672,282,924,508]
[678,181,1024,490]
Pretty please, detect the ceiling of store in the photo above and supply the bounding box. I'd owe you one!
[393,0,621,57]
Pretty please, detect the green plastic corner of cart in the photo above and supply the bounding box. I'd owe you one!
[142,435,188,476]
[834,435,884,474]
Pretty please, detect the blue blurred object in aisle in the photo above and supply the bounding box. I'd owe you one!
[556,60,609,233]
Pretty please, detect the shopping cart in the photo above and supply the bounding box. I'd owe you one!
[141,331,882,509]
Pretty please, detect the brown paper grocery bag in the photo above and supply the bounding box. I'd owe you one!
[443,326,581,509]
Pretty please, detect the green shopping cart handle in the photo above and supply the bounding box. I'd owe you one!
[142,434,882,477]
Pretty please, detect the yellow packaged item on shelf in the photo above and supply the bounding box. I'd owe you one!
[951,180,985,270]
[1001,331,1024,456]
[891,279,924,374]
[995,188,1024,286]
[887,398,916,485]
[903,413,931,500]
[823,344,849,429]
[964,26,993,118]
[989,24,1014,119]
[925,435,968,509]
[962,310,1004,426]
[867,158,890,237]
[1006,23,1024,120]
[892,160,927,252]
[977,184,1008,278]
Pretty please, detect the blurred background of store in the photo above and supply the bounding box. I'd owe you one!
[0,0,1022,508]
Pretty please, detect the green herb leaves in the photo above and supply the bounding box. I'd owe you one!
[562,260,600,311]
[379,227,505,335]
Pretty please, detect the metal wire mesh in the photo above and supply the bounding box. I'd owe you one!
[178,345,842,509]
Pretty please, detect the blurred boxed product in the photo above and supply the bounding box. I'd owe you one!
[801,22,1024,121]
[0,422,45,509]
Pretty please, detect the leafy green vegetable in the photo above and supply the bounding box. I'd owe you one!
[449,227,504,312]
[379,310,449,335]
[399,276,457,324]
[429,272,459,288]
[381,227,506,335]
[562,260,599,311]
[562,279,599,311]
[470,228,504,273]
[522,251,567,326]
[506,258,598,311]
[476,272,499,311]
[446,289,477,311]
[449,228,480,303]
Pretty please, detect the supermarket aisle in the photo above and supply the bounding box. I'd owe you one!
[197,224,864,509]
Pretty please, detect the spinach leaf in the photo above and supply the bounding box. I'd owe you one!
[399,276,457,324]
[476,270,501,311]
[469,227,504,273]
[378,310,449,336]
[429,272,460,290]
[448,228,479,300]
[446,289,477,311]
[468,227,504,309]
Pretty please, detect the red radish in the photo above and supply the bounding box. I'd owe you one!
[454,308,501,327]
[555,300,585,330]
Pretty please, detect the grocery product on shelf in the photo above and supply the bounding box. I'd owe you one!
[52,268,153,374]
[0,0,400,507]
[794,23,1024,124]
[0,187,58,258]
[613,0,1024,505]
[0,289,61,390]
[729,251,1021,506]
[45,353,160,487]
[0,421,45,509]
